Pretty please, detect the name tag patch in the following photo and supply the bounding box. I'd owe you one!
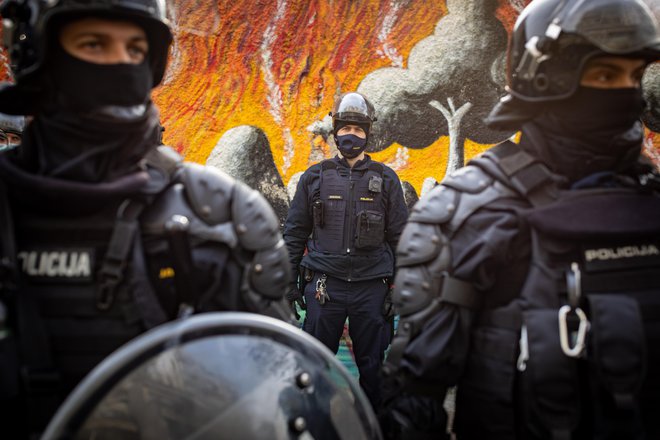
[583,243,660,272]
[17,248,94,282]
[328,195,343,200]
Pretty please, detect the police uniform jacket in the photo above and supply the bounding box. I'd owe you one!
[389,134,660,439]
[284,154,408,282]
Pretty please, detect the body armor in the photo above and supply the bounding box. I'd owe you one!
[0,147,291,435]
[303,159,392,282]
[391,142,660,439]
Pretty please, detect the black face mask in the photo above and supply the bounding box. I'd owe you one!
[520,87,646,183]
[12,45,162,183]
[336,134,368,159]
[49,44,153,113]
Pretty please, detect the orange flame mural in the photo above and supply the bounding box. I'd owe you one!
[152,0,659,193]
[0,0,658,194]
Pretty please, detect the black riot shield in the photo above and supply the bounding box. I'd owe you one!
[42,312,382,440]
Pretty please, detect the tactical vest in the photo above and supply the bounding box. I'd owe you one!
[0,188,170,435]
[301,159,395,282]
[454,142,660,440]
[312,159,386,255]
[13,206,145,391]
[0,148,286,437]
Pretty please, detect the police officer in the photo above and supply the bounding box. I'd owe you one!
[284,92,408,409]
[0,0,291,437]
[0,112,25,150]
[382,0,660,439]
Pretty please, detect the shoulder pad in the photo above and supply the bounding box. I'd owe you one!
[140,146,185,195]
[396,222,448,267]
[409,184,459,224]
[181,163,235,224]
[232,180,281,251]
[141,182,198,235]
[410,165,520,234]
[145,145,183,175]
[442,165,493,194]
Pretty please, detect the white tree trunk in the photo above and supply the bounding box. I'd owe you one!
[430,98,472,176]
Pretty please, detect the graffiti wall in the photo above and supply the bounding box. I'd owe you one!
[148,0,659,375]
[1,0,659,217]
[157,0,659,221]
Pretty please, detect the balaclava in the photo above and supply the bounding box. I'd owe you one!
[11,31,161,183]
[519,86,646,184]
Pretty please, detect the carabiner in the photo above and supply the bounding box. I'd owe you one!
[558,305,590,358]
[517,324,529,372]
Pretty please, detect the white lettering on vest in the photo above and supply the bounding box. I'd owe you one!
[17,250,92,278]
[585,244,660,262]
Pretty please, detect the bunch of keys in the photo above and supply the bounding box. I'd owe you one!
[315,274,330,305]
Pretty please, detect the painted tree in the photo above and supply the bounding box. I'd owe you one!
[429,98,472,175]
[357,0,511,177]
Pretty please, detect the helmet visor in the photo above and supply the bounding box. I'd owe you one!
[333,93,375,123]
[559,0,660,55]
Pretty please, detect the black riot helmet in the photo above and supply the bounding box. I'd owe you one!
[487,0,660,129]
[42,312,383,440]
[0,0,172,88]
[0,112,25,149]
[330,92,377,139]
[0,112,25,134]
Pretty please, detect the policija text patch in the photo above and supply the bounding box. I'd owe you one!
[17,248,94,282]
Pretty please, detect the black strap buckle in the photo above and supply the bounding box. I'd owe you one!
[97,279,118,310]
[21,366,61,397]
[97,256,126,310]
[96,199,145,311]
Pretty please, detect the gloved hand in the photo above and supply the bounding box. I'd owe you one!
[285,284,303,303]
[380,395,450,440]
[379,375,450,440]
[286,285,306,321]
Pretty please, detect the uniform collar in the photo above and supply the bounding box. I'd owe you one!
[335,154,372,170]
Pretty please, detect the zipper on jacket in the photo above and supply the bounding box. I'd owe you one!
[345,168,356,281]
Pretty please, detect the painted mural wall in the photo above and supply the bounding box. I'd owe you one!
[151,0,660,224]
[150,0,660,376]
[1,0,659,221]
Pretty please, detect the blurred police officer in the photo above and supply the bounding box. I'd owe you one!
[382,0,660,439]
[284,92,408,409]
[0,0,291,437]
[0,112,25,151]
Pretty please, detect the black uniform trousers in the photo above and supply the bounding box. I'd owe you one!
[303,272,389,409]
